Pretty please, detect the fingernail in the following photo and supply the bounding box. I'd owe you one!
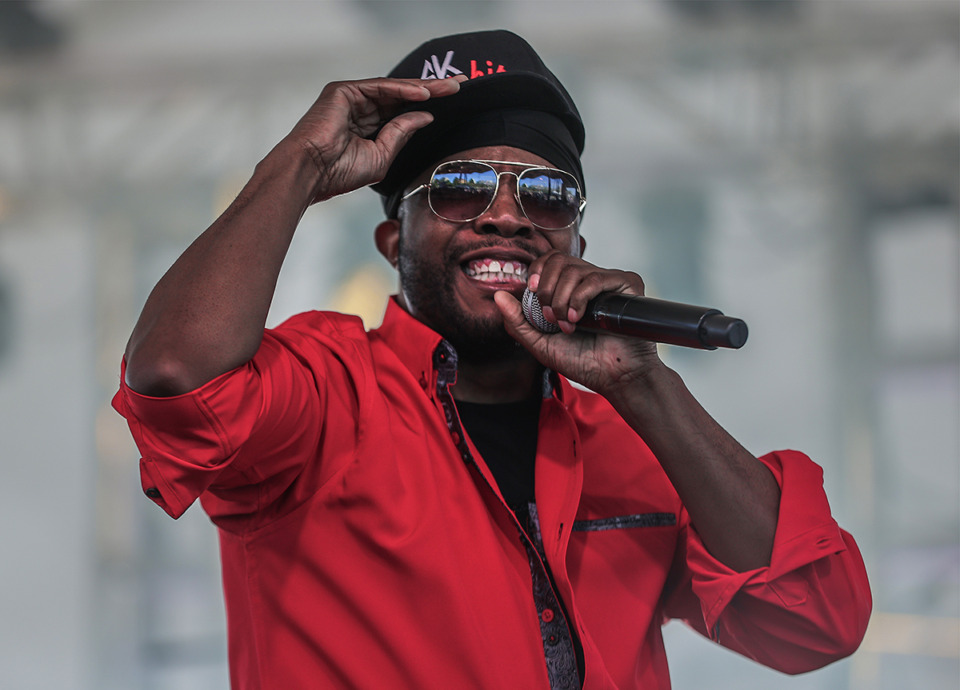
[528,274,540,290]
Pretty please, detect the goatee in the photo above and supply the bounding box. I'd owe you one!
[397,239,533,365]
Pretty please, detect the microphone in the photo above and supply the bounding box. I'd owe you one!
[521,288,748,350]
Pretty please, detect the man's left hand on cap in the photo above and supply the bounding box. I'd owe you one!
[280,76,465,204]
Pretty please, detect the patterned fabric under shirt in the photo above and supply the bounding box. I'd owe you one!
[433,341,582,690]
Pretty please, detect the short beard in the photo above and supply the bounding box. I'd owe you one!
[396,235,529,366]
[445,321,527,365]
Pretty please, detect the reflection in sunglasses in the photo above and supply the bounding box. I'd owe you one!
[402,159,586,230]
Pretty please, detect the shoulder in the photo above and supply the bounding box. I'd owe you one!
[250,311,381,386]
[275,309,367,335]
[268,310,372,352]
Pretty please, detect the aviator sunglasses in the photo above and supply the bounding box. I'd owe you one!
[401,159,586,230]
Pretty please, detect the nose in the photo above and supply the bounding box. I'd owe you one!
[474,173,532,238]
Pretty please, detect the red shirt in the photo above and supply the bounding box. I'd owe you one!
[113,299,871,689]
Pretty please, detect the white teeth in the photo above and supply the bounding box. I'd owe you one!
[465,258,528,283]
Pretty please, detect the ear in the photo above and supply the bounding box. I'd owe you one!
[375,219,401,269]
[577,235,587,258]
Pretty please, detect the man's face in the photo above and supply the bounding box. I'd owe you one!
[393,145,583,363]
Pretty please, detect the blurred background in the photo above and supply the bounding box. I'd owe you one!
[0,1,957,688]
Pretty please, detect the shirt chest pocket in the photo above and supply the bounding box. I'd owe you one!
[565,511,680,594]
[564,511,681,663]
[572,512,677,532]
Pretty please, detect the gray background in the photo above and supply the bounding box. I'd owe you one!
[0,1,957,688]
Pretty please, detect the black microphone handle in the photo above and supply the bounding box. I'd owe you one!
[580,293,748,350]
[520,288,748,350]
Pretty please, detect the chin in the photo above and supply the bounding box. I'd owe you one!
[446,320,525,364]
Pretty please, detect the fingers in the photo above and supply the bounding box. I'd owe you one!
[354,75,464,108]
[293,76,465,200]
[341,76,464,167]
[528,251,644,333]
[306,76,462,141]
[364,77,463,139]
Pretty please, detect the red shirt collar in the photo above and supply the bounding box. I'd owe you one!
[371,296,565,402]
[371,296,446,380]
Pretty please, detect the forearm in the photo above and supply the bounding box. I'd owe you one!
[605,363,781,572]
[124,141,321,396]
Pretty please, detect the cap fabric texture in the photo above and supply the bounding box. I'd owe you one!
[371,30,585,218]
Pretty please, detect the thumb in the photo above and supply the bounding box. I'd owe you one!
[494,290,550,351]
[375,111,434,162]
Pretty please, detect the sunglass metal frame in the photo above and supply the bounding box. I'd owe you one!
[401,159,586,230]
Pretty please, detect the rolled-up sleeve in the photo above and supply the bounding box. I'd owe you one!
[112,325,331,521]
[665,450,872,673]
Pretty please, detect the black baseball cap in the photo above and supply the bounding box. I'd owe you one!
[371,30,586,218]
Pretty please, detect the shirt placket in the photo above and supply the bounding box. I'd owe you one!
[432,341,581,690]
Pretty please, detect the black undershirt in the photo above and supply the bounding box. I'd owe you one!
[456,397,586,686]
[456,397,540,512]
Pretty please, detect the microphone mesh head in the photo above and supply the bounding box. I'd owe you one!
[521,288,561,333]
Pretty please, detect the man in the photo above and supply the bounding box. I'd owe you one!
[114,30,871,689]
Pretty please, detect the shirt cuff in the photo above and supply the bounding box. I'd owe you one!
[683,450,849,634]
[112,358,263,518]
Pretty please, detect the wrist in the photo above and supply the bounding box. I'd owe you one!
[601,359,683,422]
[257,139,328,207]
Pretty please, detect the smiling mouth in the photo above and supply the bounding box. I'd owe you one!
[463,258,529,285]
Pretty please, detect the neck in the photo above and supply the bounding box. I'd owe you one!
[451,354,543,403]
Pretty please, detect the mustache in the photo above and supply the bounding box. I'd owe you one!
[445,237,542,265]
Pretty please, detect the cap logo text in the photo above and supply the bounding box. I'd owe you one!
[470,60,506,78]
[421,51,462,79]
[420,51,507,80]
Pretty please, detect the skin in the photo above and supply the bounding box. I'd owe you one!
[124,76,465,395]
[374,146,584,402]
[124,75,780,572]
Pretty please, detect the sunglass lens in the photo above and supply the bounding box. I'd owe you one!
[429,162,497,221]
[517,170,581,229]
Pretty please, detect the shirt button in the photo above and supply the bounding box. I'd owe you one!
[547,634,559,646]
[145,488,161,499]
[541,608,555,623]
[451,431,461,445]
